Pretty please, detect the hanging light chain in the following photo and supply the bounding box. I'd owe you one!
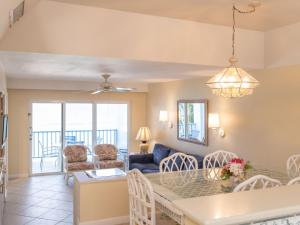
[231,4,257,61]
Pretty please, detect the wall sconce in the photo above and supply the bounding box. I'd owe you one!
[208,113,225,137]
[159,110,173,128]
[159,110,168,122]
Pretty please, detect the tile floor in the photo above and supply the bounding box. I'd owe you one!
[4,175,176,225]
[4,175,73,225]
[32,157,61,174]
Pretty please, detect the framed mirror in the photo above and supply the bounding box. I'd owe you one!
[177,100,208,145]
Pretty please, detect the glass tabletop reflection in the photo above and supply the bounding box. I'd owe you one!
[145,168,289,202]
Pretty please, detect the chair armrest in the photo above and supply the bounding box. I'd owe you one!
[63,154,68,172]
[87,147,92,155]
[92,153,100,163]
[129,153,154,164]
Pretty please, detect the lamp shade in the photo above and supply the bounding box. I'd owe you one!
[208,113,220,128]
[206,61,259,98]
[159,110,168,122]
[136,127,151,141]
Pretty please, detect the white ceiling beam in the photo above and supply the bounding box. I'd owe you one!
[0,0,264,69]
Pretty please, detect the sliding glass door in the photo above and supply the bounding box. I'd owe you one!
[96,104,128,159]
[31,103,62,174]
[65,103,93,149]
[30,102,128,175]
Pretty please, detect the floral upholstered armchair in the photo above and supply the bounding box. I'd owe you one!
[63,145,95,184]
[93,144,124,169]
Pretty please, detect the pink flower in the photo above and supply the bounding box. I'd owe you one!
[230,158,244,164]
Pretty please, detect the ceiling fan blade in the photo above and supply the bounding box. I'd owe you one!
[115,87,135,92]
[91,89,104,95]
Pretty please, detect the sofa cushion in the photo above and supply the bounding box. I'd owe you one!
[129,153,154,165]
[153,144,171,165]
[142,168,160,174]
[130,163,159,173]
[168,149,178,156]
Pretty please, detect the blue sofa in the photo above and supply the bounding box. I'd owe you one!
[129,143,204,173]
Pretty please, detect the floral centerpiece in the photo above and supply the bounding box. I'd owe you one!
[221,158,251,181]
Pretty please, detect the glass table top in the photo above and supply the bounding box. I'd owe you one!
[85,168,126,179]
[145,168,290,202]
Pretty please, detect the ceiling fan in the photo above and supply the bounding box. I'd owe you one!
[91,74,135,94]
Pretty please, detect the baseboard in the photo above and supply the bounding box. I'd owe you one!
[8,173,29,180]
[78,215,129,225]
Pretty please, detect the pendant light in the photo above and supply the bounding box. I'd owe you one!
[206,2,260,98]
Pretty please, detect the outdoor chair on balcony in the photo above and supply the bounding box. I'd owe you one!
[39,141,60,171]
[93,144,124,170]
[63,145,95,184]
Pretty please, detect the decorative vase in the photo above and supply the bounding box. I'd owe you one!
[230,173,246,186]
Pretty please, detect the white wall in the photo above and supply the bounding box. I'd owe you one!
[265,22,300,68]
[2,0,300,74]
[0,0,264,69]
[0,0,39,41]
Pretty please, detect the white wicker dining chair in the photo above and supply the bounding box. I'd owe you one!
[159,152,198,173]
[287,176,300,185]
[233,175,282,192]
[287,154,300,179]
[203,150,238,179]
[127,169,156,225]
[203,150,238,169]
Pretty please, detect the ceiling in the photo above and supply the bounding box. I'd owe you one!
[0,52,219,85]
[51,0,300,31]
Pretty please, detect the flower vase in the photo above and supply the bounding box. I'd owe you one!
[230,173,245,187]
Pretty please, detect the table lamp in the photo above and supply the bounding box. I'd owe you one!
[136,127,151,154]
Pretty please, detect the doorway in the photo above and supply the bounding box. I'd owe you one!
[31,103,63,174]
[30,102,129,175]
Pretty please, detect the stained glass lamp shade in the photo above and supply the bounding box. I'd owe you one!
[206,60,259,98]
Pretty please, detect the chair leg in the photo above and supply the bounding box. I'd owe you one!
[54,158,58,168]
[65,173,69,185]
[40,157,43,171]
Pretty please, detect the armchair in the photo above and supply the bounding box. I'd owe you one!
[93,144,124,169]
[63,145,95,184]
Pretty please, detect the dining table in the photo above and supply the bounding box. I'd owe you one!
[145,167,291,225]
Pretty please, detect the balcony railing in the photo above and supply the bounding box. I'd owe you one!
[32,129,121,158]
